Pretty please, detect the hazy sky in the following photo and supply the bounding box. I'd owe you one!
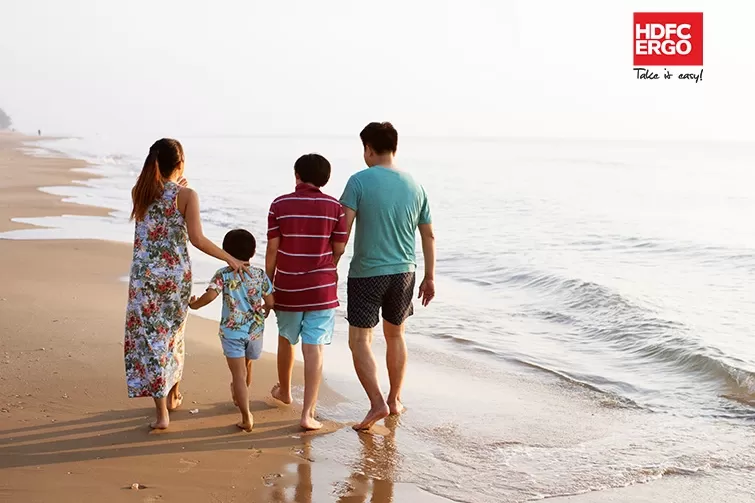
[1,0,752,141]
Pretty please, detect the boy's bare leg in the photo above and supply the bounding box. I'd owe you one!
[227,357,253,432]
[300,343,324,430]
[349,325,389,430]
[383,320,407,415]
[271,336,294,404]
[150,397,170,430]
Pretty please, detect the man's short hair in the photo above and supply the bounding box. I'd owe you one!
[294,153,331,187]
[360,122,398,154]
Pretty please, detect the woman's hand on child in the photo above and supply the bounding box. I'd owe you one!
[225,256,251,279]
[189,295,198,309]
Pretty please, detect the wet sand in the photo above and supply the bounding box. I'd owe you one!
[1,132,752,503]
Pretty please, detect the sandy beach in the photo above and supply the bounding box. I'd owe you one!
[1,132,753,503]
[0,133,344,502]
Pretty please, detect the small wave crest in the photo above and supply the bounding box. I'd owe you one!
[436,261,755,415]
[513,270,755,413]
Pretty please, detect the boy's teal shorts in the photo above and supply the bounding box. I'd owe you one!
[276,309,336,346]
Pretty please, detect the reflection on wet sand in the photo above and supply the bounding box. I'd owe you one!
[336,418,399,503]
[267,418,400,503]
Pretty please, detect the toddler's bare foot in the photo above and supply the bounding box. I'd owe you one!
[388,399,405,416]
[353,402,390,431]
[271,383,292,405]
[236,419,253,432]
[150,418,169,430]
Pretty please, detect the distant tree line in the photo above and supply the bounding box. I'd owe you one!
[0,108,11,129]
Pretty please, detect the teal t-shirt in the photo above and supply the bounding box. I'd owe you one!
[340,166,431,278]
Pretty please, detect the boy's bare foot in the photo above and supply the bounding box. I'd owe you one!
[301,417,323,431]
[230,382,239,407]
[388,399,405,416]
[236,420,253,432]
[271,383,292,405]
[353,402,390,431]
[150,418,169,430]
[300,411,323,431]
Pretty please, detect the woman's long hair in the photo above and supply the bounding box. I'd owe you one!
[130,138,184,221]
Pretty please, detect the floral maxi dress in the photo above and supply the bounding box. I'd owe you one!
[124,182,192,398]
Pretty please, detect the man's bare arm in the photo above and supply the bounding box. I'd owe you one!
[417,223,436,306]
[342,207,357,243]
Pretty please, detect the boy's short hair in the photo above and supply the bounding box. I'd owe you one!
[222,229,256,261]
[360,122,398,154]
[294,153,331,187]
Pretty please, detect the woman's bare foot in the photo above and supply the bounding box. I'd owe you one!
[271,383,292,405]
[230,382,239,407]
[167,383,183,411]
[150,418,170,430]
[353,402,390,431]
[236,419,253,432]
[388,399,405,416]
[167,392,183,411]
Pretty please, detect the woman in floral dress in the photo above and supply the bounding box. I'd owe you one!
[125,138,247,429]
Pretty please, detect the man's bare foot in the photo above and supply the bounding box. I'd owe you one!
[271,383,292,405]
[388,399,405,416]
[150,418,169,430]
[236,420,253,432]
[230,382,238,407]
[352,402,390,431]
[300,414,323,431]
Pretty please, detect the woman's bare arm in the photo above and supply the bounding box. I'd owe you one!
[178,187,246,272]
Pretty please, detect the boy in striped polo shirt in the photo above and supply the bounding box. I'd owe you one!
[265,153,348,430]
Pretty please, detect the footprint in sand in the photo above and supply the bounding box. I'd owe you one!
[178,458,199,473]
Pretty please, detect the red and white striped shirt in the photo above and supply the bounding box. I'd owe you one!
[267,184,348,312]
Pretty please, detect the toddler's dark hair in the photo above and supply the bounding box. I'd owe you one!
[222,229,256,261]
[294,153,331,187]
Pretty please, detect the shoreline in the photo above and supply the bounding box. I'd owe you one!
[0,132,345,503]
[1,131,753,502]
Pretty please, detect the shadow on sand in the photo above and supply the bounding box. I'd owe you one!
[0,400,325,469]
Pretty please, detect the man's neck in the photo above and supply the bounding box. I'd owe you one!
[369,154,396,169]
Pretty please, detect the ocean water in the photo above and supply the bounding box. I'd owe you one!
[3,134,755,502]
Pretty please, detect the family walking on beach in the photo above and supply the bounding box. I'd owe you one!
[123,122,436,433]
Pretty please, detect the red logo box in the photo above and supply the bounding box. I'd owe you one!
[633,12,703,66]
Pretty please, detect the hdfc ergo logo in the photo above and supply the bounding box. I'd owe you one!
[634,12,703,66]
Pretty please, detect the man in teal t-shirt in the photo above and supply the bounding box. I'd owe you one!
[340,121,436,431]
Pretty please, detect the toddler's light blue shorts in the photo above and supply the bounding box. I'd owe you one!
[220,335,263,360]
